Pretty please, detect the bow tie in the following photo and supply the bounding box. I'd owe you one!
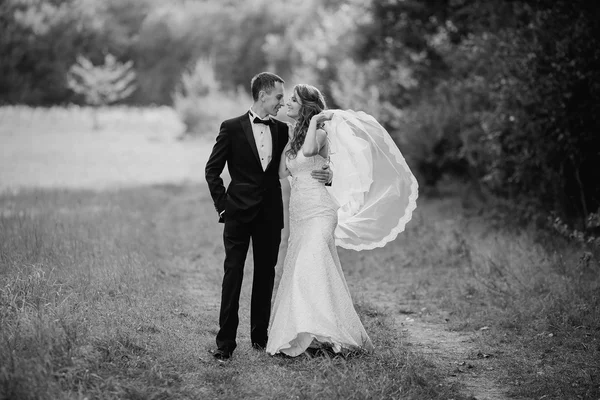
[253,117,274,126]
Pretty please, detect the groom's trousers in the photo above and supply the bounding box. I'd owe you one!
[216,205,282,354]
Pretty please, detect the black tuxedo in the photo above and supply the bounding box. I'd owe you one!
[205,111,289,354]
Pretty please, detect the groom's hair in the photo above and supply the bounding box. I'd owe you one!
[251,72,284,101]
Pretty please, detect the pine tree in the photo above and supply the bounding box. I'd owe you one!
[67,53,137,129]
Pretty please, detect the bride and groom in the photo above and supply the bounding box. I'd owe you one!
[205,72,418,360]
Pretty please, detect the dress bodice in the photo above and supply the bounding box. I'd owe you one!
[285,151,338,222]
[287,151,328,189]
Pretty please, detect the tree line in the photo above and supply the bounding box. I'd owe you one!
[2,0,599,237]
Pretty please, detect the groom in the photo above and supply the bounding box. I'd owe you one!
[205,72,331,360]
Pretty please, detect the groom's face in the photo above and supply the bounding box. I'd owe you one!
[261,82,285,117]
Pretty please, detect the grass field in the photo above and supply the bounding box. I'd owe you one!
[1,106,599,399]
[0,106,211,192]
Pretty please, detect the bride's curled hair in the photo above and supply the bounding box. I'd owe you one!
[286,84,327,159]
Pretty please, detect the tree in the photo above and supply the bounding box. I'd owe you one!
[353,0,600,231]
[66,53,137,129]
[172,57,253,138]
[0,0,105,105]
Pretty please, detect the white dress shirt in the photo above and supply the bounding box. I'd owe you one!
[248,109,273,171]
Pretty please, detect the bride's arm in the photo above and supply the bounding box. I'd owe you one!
[301,120,326,157]
[302,111,333,157]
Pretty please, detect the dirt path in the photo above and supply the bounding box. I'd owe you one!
[402,319,507,400]
[354,278,510,400]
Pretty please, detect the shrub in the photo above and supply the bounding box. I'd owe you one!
[364,0,600,231]
[66,53,137,129]
[172,58,252,138]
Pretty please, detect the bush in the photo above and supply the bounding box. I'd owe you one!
[172,58,252,137]
[363,0,600,231]
[0,0,104,105]
[494,2,600,225]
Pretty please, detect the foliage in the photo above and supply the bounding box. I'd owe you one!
[67,53,136,106]
[0,0,103,105]
[66,53,136,129]
[2,0,599,230]
[264,0,370,101]
[173,58,221,136]
[172,58,252,137]
[0,0,290,105]
[492,1,600,224]
[330,59,404,130]
[351,0,600,230]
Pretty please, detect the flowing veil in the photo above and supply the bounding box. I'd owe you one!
[324,110,418,251]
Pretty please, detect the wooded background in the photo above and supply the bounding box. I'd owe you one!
[2,0,599,236]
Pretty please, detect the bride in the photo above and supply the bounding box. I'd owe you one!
[266,84,418,357]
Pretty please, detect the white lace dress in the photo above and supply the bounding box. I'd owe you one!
[266,151,374,356]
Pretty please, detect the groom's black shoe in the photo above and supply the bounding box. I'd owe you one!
[212,349,232,361]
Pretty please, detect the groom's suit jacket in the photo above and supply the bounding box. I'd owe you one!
[205,111,289,228]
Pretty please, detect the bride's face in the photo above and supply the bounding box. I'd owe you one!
[286,90,302,120]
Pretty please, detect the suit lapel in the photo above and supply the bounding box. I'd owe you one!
[240,113,261,167]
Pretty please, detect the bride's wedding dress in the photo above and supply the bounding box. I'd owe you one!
[266,110,418,357]
[266,150,374,356]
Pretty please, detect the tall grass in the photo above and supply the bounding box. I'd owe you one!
[0,186,469,400]
[3,185,597,399]
[0,188,170,399]
[459,227,600,399]
[392,195,600,399]
[334,190,599,399]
